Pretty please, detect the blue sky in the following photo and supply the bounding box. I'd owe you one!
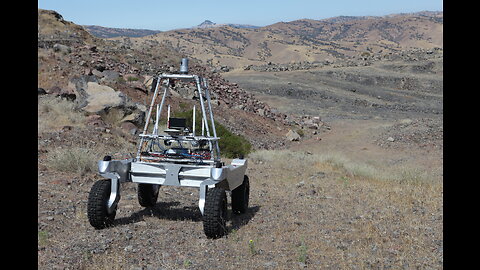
[38,0,443,31]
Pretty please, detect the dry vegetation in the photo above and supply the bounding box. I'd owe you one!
[38,95,87,132]
[38,146,442,269]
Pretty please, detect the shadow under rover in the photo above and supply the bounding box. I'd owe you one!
[113,202,260,234]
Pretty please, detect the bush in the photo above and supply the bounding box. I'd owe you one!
[216,123,252,158]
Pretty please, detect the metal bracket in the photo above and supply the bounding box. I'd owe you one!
[164,164,182,186]
[198,179,217,215]
[102,172,121,215]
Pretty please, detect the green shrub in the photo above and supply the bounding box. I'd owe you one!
[216,123,252,158]
[297,239,308,264]
[248,239,257,256]
[38,231,49,246]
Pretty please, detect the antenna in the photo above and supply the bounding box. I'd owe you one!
[192,105,196,136]
[167,105,171,128]
[153,104,160,135]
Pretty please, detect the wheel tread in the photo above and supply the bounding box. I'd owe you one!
[87,180,115,229]
[231,175,249,214]
[138,183,160,207]
[203,187,227,238]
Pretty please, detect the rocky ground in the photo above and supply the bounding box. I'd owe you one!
[38,90,443,269]
[223,48,443,121]
[373,118,443,150]
[37,120,443,269]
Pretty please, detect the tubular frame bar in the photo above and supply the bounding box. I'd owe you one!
[137,76,161,158]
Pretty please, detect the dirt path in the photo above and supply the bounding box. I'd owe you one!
[293,118,443,183]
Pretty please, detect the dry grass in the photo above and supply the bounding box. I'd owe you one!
[45,146,97,176]
[244,149,442,268]
[38,147,442,269]
[38,95,87,133]
[38,95,139,176]
[249,149,439,185]
[44,134,137,177]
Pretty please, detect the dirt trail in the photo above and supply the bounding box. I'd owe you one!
[293,118,443,182]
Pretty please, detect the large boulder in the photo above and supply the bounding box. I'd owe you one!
[286,129,301,141]
[67,76,144,127]
[143,76,158,92]
[82,82,125,113]
[120,121,138,135]
[53,43,72,54]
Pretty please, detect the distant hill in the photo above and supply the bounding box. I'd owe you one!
[82,20,259,38]
[82,25,162,38]
[125,11,442,69]
[194,20,260,29]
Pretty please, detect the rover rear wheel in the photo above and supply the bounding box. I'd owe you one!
[137,183,160,207]
[231,175,250,214]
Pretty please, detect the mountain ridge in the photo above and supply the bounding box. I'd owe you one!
[82,25,162,38]
[119,11,442,69]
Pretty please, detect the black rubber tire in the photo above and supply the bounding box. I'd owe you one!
[87,180,116,229]
[137,184,160,207]
[203,187,228,239]
[231,175,250,214]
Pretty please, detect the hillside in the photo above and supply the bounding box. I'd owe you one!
[38,9,100,47]
[38,8,293,150]
[82,20,259,39]
[124,11,442,69]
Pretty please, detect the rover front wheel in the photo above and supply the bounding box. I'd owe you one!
[87,179,116,229]
[203,187,227,239]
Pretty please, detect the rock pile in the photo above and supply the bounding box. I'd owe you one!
[244,60,331,72]
[374,118,443,150]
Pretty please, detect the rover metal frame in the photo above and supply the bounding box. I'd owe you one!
[96,67,248,217]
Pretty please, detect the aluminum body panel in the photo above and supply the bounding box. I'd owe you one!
[130,162,213,186]
[225,159,248,190]
[98,159,132,183]
[129,160,247,190]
